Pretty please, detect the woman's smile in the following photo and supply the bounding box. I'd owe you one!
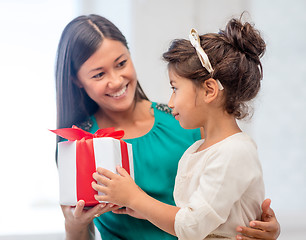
[107,84,128,98]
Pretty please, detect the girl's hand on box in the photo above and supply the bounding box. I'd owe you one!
[92,166,141,207]
[112,207,146,219]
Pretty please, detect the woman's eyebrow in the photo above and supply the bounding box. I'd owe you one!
[89,67,104,74]
[88,54,126,74]
[115,54,125,62]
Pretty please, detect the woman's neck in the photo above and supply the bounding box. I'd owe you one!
[94,100,154,139]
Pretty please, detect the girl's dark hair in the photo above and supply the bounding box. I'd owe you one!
[55,14,148,141]
[163,16,266,119]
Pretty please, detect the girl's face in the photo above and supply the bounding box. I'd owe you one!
[77,38,138,114]
[168,68,206,129]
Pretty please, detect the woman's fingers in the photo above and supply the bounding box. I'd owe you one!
[92,203,121,218]
[73,200,86,218]
[63,200,108,221]
[87,203,107,219]
[236,223,278,240]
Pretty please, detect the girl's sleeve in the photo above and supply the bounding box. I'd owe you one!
[174,141,264,240]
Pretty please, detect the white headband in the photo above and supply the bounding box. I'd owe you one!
[189,28,224,90]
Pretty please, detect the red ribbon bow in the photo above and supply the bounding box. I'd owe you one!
[50,126,130,206]
[50,125,125,141]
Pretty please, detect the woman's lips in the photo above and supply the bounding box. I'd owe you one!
[107,84,128,98]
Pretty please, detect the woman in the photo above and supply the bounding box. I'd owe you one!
[55,14,280,240]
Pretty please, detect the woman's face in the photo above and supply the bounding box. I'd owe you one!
[77,38,138,114]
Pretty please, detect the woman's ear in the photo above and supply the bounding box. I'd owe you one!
[202,78,219,103]
[72,77,83,88]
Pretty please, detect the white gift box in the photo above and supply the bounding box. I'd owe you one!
[57,137,133,207]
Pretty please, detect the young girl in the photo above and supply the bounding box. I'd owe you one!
[92,17,266,239]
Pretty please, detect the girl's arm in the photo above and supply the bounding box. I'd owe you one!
[236,199,280,240]
[61,200,120,240]
[92,166,180,236]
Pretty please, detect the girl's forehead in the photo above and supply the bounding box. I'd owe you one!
[168,68,179,79]
[168,68,188,82]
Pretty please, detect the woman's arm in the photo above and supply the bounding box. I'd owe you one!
[61,200,120,240]
[236,199,280,240]
[92,166,180,236]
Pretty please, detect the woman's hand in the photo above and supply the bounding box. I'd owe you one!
[236,199,280,240]
[61,200,120,240]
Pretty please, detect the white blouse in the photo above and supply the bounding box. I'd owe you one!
[174,132,265,240]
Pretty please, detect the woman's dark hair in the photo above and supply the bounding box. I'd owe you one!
[163,15,266,119]
[55,14,148,140]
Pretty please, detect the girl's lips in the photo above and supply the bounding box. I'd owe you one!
[172,112,179,119]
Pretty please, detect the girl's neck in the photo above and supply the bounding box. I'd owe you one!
[198,113,241,152]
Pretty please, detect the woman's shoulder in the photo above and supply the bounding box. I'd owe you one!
[75,117,94,132]
[152,102,172,115]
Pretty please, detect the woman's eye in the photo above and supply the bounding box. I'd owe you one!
[117,59,127,68]
[92,72,105,79]
[171,86,177,93]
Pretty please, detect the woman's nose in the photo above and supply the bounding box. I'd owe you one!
[108,71,123,88]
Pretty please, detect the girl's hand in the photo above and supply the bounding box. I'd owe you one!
[112,207,146,219]
[61,200,120,240]
[236,199,280,240]
[92,166,141,207]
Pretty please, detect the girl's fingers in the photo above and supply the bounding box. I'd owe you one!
[96,167,117,179]
[116,166,129,177]
[92,181,110,196]
[94,193,109,202]
[92,172,110,186]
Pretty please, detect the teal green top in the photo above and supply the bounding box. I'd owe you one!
[85,102,201,240]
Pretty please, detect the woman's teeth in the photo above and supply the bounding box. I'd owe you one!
[109,85,127,97]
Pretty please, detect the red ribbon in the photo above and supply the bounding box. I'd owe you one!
[51,126,130,206]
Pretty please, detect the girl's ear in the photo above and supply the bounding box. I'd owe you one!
[202,78,220,103]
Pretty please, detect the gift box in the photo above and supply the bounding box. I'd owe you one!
[50,126,134,207]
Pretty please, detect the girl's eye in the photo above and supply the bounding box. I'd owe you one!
[92,72,105,79]
[117,59,127,68]
[171,86,177,93]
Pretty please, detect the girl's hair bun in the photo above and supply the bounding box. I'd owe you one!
[163,13,266,120]
[220,17,266,64]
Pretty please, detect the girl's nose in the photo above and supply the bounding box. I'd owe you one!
[168,94,174,109]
